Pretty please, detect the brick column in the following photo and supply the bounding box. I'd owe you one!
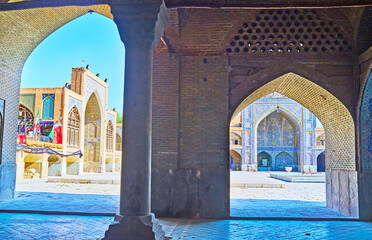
[103,1,168,239]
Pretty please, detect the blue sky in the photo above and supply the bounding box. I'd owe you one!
[21,13,125,114]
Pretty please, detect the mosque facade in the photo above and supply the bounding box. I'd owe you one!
[230,93,325,172]
[16,67,122,180]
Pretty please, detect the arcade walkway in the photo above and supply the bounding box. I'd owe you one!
[0,213,370,240]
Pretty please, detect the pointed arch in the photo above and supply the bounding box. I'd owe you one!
[106,120,114,152]
[233,72,355,172]
[18,104,34,120]
[230,132,242,145]
[85,91,103,120]
[84,91,102,172]
[42,96,54,119]
[67,106,80,147]
[116,133,122,151]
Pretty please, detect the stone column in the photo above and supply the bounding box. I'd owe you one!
[16,150,24,181]
[41,153,49,179]
[103,1,168,240]
[60,156,66,176]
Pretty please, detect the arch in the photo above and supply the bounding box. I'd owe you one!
[116,133,122,151]
[230,132,242,145]
[24,154,42,179]
[257,151,271,171]
[254,105,302,170]
[317,151,326,172]
[229,149,242,171]
[106,120,114,152]
[18,104,34,120]
[42,97,54,119]
[67,106,80,147]
[232,73,355,172]
[275,151,296,171]
[84,92,102,173]
[48,154,61,162]
[86,91,104,118]
[316,133,326,147]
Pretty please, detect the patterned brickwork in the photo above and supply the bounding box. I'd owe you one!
[152,53,180,170]
[233,73,355,171]
[179,55,229,169]
[0,5,112,165]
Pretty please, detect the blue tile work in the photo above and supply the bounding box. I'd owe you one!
[85,76,105,110]
[68,96,82,114]
[360,71,372,171]
[107,113,115,124]
[42,95,54,119]
[240,92,317,171]
[0,213,371,240]
[19,94,35,113]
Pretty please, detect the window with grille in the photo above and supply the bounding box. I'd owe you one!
[106,121,114,152]
[67,106,80,147]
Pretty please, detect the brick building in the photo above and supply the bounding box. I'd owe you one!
[16,68,122,180]
[230,92,325,172]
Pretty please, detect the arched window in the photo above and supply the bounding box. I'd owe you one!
[116,134,122,151]
[18,105,34,120]
[106,121,114,152]
[317,133,326,146]
[230,132,242,145]
[67,106,80,147]
[42,97,54,119]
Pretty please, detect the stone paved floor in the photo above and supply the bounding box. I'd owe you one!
[6,172,339,218]
[0,213,370,240]
[230,199,351,218]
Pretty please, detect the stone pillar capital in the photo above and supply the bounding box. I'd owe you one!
[109,0,169,50]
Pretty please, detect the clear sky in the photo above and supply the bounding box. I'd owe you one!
[21,13,125,114]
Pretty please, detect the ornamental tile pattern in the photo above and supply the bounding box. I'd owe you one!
[68,96,82,114]
[107,113,115,124]
[360,71,372,171]
[85,76,105,110]
[19,94,35,113]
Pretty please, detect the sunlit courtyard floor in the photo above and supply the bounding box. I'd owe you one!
[3,171,345,219]
[0,172,364,239]
[0,213,370,240]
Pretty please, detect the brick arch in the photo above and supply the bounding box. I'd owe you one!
[232,72,355,172]
[229,63,353,118]
[0,5,112,167]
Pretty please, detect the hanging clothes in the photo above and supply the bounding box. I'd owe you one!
[53,123,63,144]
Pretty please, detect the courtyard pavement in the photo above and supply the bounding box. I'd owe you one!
[5,172,342,218]
[2,172,350,219]
[0,172,367,239]
[0,213,370,240]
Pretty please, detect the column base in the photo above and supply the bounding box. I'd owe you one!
[103,213,165,240]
